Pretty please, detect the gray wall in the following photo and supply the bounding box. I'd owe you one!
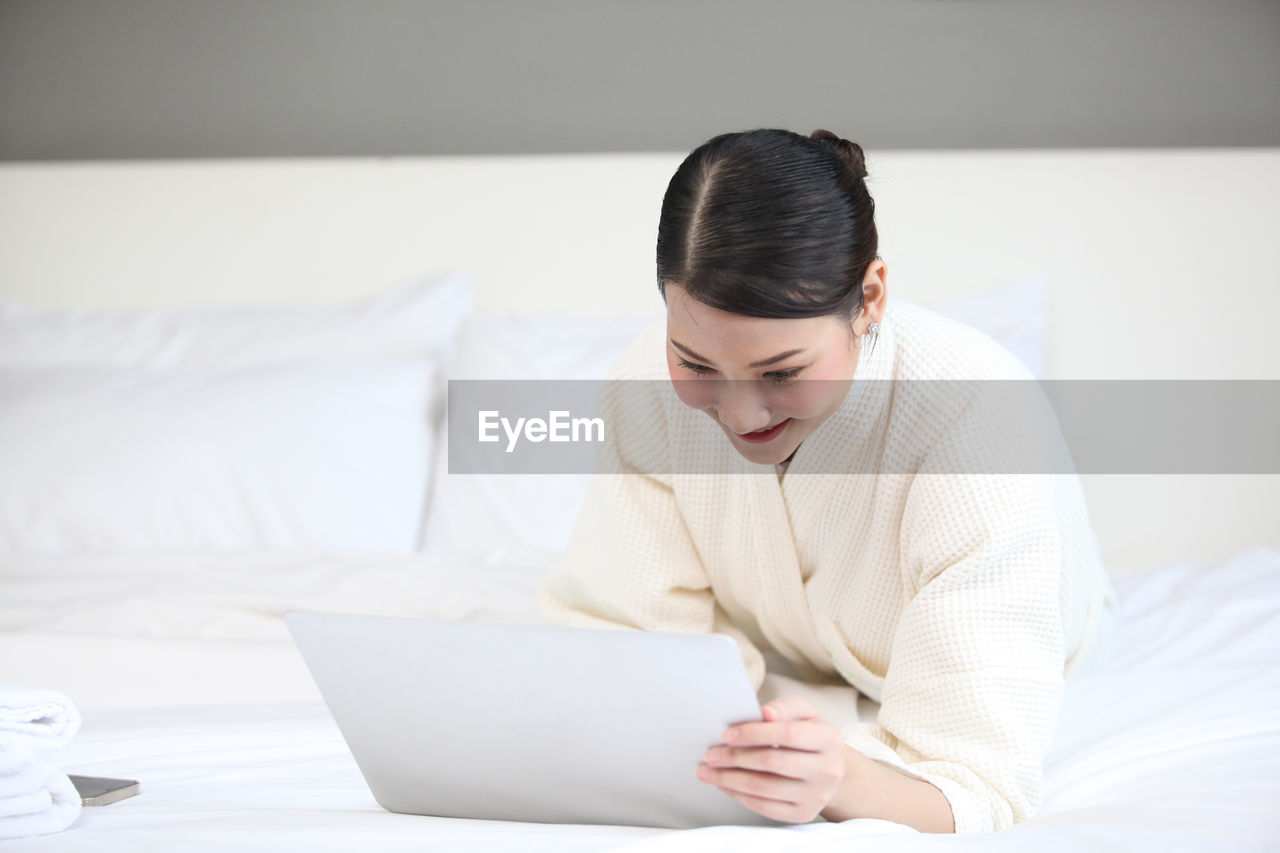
[2,0,1278,160]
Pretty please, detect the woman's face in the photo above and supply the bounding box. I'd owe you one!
[664,267,885,467]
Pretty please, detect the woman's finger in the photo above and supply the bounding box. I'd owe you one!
[700,765,805,804]
[703,744,819,780]
[723,718,834,751]
[716,785,811,824]
[761,695,819,722]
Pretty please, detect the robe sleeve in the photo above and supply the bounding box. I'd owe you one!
[537,372,769,689]
[839,383,1070,834]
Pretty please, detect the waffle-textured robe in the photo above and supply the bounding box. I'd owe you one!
[538,297,1120,833]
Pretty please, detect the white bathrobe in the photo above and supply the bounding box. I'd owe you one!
[538,297,1120,834]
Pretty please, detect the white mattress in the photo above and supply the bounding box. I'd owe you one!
[1,547,1278,851]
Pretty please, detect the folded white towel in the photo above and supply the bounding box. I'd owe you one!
[0,688,85,840]
[0,687,82,748]
[0,738,82,841]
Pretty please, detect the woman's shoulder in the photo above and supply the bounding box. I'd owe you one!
[887,298,1036,381]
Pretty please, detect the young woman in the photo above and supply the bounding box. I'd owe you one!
[538,128,1119,834]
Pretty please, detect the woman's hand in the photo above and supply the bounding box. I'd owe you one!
[695,695,849,824]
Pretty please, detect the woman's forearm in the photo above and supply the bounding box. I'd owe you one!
[818,744,956,833]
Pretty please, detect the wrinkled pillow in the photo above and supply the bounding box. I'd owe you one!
[0,271,472,369]
[931,276,1050,378]
[0,273,472,552]
[0,359,435,552]
[420,311,658,556]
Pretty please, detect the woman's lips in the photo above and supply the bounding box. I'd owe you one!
[735,418,793,443]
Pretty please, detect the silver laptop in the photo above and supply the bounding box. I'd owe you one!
[285,611,787,829]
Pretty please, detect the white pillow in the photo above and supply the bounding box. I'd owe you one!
[0,271,472,369]
[0,359,435,552]
[929,276,1050,378]
[0,273,471,553]
[420,311,658,556]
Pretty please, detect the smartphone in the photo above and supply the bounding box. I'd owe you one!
[68,775,140,807]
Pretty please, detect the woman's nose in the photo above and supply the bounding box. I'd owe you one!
[716,381,771,434]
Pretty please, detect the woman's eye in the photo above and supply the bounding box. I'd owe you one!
[677,358,800,381]
[678,359,714,374]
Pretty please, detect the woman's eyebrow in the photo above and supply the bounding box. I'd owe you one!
[670,339,804,368]
[749,349,804,368]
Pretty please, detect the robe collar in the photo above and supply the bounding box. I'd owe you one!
[729,305,899,683]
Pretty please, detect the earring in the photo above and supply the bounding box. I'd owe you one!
[863,321,880,357]
[860,320,880,356]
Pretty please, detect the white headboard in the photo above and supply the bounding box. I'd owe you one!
[2,150,1277,572]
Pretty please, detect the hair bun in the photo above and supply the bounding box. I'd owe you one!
[809,129,868,180]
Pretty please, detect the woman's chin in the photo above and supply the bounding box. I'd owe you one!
[724,428,798,466]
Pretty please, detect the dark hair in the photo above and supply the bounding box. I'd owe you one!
[656,128,877,320]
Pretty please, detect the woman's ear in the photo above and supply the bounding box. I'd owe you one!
[855,259,888,334]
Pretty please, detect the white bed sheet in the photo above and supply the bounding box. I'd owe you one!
[0,550,550,709]
[1,548,1277,851]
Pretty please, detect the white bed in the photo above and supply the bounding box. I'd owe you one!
[1,149,1277,850]
[0,548,1277,852]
